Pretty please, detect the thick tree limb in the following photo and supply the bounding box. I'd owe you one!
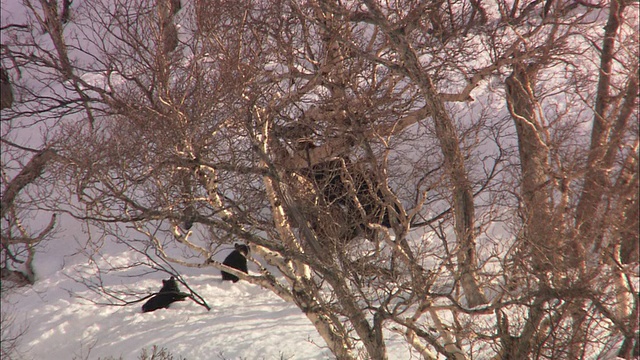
[1,149,56,219]
[575,0,626,233]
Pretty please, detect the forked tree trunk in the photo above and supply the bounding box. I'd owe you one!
[575,2,638,357]
[575,0,637,261]
[262,176,358,360]
[426,78,488,307]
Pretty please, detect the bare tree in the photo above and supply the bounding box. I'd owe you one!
[1,23,57,359]
[0,56,59,286]
[2,0,638,359]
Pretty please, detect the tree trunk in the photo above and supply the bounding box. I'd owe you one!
[0,67,13,110]
[423,75,486,307]
[504,63,558,271]
[575,0,626,251]
[258,116,357,359]
[1,149,56,219]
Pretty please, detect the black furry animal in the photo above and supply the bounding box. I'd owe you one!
[221,244,249,283]
[141,276,189,313]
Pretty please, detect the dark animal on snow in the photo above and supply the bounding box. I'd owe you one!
[221,244,249,283]
[141,276,189,313]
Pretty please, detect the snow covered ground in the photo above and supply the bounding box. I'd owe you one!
[3,231,630,360]
[2,235,344,360]
[3,251,335,360]
[2,225,416,360]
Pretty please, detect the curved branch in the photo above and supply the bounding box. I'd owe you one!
[1,149,56,219]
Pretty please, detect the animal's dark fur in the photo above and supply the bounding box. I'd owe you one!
[141,276,189,313]
[221,244,249,283]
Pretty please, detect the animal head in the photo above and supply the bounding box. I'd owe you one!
[160,276,180,293]
[234,243,249,256]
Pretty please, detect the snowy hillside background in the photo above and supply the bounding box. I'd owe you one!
[3,232,339,360]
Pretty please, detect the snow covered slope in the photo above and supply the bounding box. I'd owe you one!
[4,266,334,359]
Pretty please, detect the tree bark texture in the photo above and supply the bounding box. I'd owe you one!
[504,64,558,270]
[575,0,628,250]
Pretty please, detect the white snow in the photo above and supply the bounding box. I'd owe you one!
[3,245,334,360]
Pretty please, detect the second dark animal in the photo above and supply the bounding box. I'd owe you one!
[221,244,249,283]
[141,276,190,313]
